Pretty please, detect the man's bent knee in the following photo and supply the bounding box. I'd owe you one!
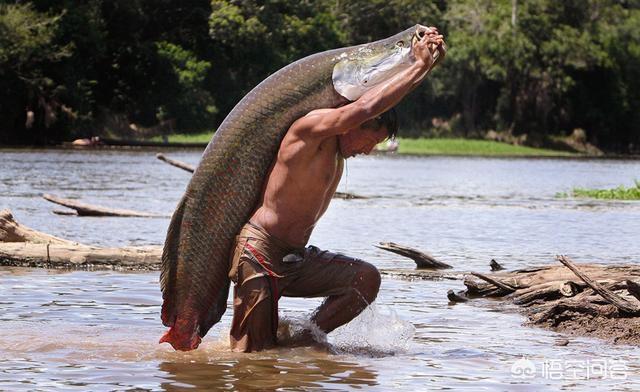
[353,261,381,304]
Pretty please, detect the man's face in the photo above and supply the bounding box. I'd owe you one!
[338,122,389,158]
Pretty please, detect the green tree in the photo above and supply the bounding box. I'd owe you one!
[155,41,216,129]
[0,3,71,144]
[208,0,344,115]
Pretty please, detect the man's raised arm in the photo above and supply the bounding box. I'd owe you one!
[293,28,445,138]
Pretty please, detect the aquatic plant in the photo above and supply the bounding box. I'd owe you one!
[558,180,640,200]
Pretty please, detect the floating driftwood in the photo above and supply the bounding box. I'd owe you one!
[0,242,161,270]
[155,153,367,200]
[0,209,75,245]
[375,242,452,269]
[43,194,161,217]
[0,209,161,270]
[2,210,449,277]
[452,256,640,345]
[156,153,195,173]
[333,191,367,200]
[490,258,504,271]
[380,268,462,281]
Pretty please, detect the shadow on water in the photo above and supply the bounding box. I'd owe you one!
[158,353,378,390]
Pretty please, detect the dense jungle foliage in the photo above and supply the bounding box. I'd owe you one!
[1,0,639,151]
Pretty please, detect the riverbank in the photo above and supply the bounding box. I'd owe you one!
[149,132,578,157]
[397,138,577,157]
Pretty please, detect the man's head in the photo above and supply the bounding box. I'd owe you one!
[338,108,398,158]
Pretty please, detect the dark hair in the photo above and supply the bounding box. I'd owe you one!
[374,108,398,139]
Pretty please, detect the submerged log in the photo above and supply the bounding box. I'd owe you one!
[0,209,161,270]
[333,191,368,200]
[375,242,452,269]
[0,209,76,245]
[447,289,468,303]
[471,271,516,293]
[43,194,162,217]
[380,268,462,281]
[156,153,195,173]
[626,280,640,302]
[455,256,640,345]
[490,259,504,271]
[0,242,161,270]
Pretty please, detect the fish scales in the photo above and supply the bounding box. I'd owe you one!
[160,26,429,351]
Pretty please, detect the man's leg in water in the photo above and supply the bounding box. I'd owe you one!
[282,249,381,334]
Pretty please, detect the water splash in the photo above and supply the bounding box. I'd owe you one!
[278,304,414,356]
[328,304,415,356]
[277,316,328,347]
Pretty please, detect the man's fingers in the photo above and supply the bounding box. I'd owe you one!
[425,36,444,45]
[422,31,441,41]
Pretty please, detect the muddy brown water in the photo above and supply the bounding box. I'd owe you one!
[1,149,640,390]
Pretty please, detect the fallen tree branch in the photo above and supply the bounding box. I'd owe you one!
[452,258,640,345]
[490,258,505,271]
[43,194,162,217]
[0,209,161,270]
[447,289,468,303]
[156,153,195,173]
[556,255,640,314]
[470,272,516,293]
[512,281,580,305]
[375,242,452,269]
[333,191,367,200]
[626,280,640,302]
[0,242,161,270]
[0,209,77,245]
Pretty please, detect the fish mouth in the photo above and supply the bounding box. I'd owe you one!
[332,24,442,101]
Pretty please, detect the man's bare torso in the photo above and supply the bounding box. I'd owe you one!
[248,27,445,249]
[249,126,343,248]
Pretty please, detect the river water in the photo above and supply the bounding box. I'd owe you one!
[1,149,639,391]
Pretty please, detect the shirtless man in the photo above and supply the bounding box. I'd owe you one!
[228,28,445,352]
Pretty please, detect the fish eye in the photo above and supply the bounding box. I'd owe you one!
[396,40,404,47]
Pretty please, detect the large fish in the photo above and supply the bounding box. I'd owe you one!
[160,24,444,351]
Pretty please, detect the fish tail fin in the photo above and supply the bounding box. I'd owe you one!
[160,195,187,327]
[159,317,202,351]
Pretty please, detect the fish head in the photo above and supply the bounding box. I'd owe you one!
[332,24,445,101]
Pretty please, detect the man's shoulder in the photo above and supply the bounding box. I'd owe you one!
[281,110,338,159]
[288,108,335,138]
